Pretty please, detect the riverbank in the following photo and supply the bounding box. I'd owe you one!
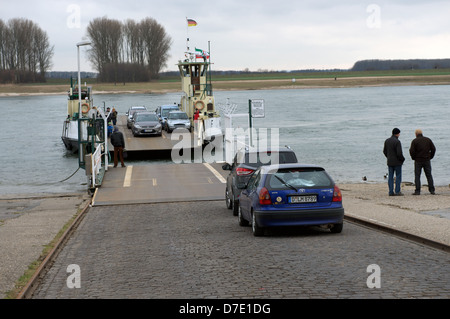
[1,74,450,97]
[1,182,449,298]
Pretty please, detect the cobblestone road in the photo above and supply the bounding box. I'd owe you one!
[33,201,449,299]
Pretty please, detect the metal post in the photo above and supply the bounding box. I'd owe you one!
[76,40,91,166]
[248,99,253,147]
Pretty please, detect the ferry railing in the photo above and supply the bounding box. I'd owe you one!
[78,107,109,193]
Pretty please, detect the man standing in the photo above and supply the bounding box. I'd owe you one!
[383,128,405,196]
[409,129,436,195]
[110,127,126,168]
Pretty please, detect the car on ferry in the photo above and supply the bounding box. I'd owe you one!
[131,111,162,137]
[156,105,179,131]
[166,111,191,132]
[222,146,298,216]
[126,106,148,129]
[237,164,344,236]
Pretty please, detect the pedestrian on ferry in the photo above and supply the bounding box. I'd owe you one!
[409,129,436,195]
[383,128,405,196]
[111,108,118,125]
[111,126,126,168]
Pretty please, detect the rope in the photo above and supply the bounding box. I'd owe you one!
[58,167,81,183]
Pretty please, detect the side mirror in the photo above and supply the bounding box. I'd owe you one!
[222,163,231,171]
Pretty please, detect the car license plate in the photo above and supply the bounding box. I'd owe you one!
[289,195,317,203]
[144,129,153,133]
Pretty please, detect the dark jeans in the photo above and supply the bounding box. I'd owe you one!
[114,146,125,167]
[414,161,434,193]
[388,165,402,195]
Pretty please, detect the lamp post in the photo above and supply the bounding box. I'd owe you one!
[76,40,91,165]
[76,40,91,116]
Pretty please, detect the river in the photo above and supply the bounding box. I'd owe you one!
[0,84,449,195]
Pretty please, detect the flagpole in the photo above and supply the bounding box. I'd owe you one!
[186,17,189,53]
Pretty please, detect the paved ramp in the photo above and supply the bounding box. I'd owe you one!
[92,162,227,206]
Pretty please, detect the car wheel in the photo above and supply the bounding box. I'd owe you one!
[225,189,232,209]
[330,223,343,234]
[238,206,249,227]
[232,194,239,216]
[252,211,264,236]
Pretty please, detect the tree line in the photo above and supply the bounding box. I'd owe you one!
[86,16,172,83]
[0,18,54,83]
[351,59,450,71]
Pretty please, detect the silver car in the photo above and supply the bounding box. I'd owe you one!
[131,112,162,137]
[166,111,191,133]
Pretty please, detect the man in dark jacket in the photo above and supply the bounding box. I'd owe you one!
[110,127,126,168]
[383,128,405,196]
[409,129,436,195]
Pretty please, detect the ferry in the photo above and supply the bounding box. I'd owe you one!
[178,49,222,145]
[61,78,95,153]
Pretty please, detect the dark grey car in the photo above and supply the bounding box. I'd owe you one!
[126,106,147,129]
[131,112,162,137]
[222,147,298,215]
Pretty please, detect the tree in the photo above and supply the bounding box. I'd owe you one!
[86,16,172,82]
[0,18,53,83]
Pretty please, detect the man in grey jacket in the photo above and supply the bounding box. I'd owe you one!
[409,129,436,195]
[383,128,405,196]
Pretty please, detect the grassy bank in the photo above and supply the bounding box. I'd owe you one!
[1,69,450,95]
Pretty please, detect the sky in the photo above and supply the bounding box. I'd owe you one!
[1,0,450,73]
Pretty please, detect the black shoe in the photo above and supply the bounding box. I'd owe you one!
[430,191,436,195]
[395,192,404,196]
[389,193,395,196]
[412,192,420,195]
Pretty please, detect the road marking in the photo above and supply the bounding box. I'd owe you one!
[153,178,157,186]
[123,166,133,187]
[203,163,226,184]
[207,177,213,184]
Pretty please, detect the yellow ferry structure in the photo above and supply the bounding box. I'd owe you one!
[177,49,222,145]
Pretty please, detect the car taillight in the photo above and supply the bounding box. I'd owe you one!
[259,187,272,205]
[236,167,254,176]
[332,185,342,202]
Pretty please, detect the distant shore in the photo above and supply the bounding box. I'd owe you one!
[1,74,450,97]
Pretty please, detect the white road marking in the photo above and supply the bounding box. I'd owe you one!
[203,163,226,184]
[153,178,157,186]
[123,166,133,187]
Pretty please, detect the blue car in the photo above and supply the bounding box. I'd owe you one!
[237,164,344,236]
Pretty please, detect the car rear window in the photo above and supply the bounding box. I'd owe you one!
[162,108,179,117]
[137,114,157,122]
[243,151,297,168]
[169,113,188,120]
[267,168,333,189]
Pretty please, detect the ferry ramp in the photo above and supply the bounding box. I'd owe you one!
[92,162,227,206]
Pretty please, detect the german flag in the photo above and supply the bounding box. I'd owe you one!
[187,19,197,27]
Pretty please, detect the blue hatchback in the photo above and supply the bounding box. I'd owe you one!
[237,164,344,236]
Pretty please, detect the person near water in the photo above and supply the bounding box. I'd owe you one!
[409,129,436,195]
[383,128,405,196]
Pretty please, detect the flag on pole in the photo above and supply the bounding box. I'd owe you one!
[195,48,210,59]
[187,19,197,27]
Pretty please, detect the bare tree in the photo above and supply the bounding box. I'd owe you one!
[87,16,171,82]
[0,18,53,83]
[140,17,172,79]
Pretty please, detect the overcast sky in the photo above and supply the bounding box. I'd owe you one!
[1,0,450,72]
